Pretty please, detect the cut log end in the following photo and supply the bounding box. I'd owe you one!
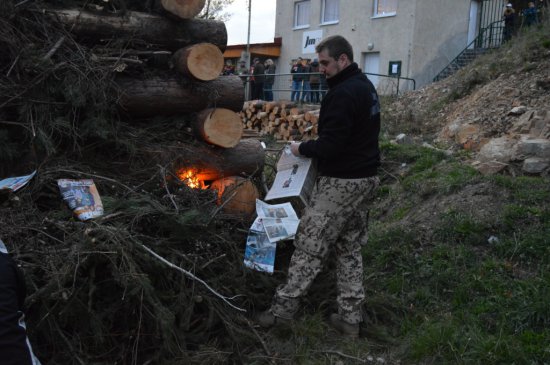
[210,176,259,216]
[160,0,206,19]
[195,108,243,148]
[173,43,224,81]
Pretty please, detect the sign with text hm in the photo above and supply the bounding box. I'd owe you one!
[302,30,323,55]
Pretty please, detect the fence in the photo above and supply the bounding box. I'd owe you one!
[226,72,416,103]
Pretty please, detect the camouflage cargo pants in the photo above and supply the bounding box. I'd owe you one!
[270,175,379,324]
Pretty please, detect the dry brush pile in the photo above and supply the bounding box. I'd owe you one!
[0,1,286,364]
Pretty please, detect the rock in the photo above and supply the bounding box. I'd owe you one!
[456,124,481,149]
[395,133,413,144]
[509,106,527,115]
[474,160,508,175]
[478,137,515,163]
[522,157,549,174]
[515,138,550,159]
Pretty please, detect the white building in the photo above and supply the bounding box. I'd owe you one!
[274,0,509,96]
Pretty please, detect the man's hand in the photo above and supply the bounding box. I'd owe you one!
[290,142,301,156]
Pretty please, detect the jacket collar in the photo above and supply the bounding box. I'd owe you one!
[327,62,362,89]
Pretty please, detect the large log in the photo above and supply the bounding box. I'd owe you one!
[194,108,243,148]
[160,0,206,20]
[172,43,224,81]
[209,176,259,216]
[116,74,244,116]
[174,139,265,182]
[43,8,227,52]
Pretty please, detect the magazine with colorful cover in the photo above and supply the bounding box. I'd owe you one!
[57,179,104,221]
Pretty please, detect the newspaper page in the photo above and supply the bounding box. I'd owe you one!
[264,145,316,209]
[0,171,36,192]
[57,179,104,221]
[243,200,300,273]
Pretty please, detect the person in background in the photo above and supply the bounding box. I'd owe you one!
[222,59,235,75]
[264,59,276,102]
[522,2,538,27]
[236,60,249,99]
[290,57,304,102]
[252,58,265,100]
[256,35,381,338]
[503,3,517,43]
[0,239,42,365]
[309,58,320,104]
[300,59,312,104]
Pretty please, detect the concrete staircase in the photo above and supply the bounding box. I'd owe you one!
[433,48,489,82]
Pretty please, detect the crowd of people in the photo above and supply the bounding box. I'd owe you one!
[222,56,328,103]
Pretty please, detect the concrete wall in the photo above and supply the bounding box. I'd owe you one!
[274,0,498,94]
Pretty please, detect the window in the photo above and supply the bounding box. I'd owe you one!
[374,0,397,17]
[321,0,339,24]
[294,1,310,28]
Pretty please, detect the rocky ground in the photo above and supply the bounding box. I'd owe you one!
[383,26,550,177]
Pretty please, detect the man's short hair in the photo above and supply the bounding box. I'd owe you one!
[315,35,354,62]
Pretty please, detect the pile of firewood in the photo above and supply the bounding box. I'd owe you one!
[240,100,320,141]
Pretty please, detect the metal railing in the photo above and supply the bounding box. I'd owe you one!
[433,20,504,82]
[228,72,416,102]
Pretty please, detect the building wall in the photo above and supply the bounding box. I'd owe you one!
[274,0,500,95]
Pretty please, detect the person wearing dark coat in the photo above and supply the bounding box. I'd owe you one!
[503,3,517,42]
[252,58,265,100]
[290,58,304,102]
[0,239,42,365]
[257,35,381,338]
[263,59,276,101]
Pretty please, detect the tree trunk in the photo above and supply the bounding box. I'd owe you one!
[173,139,265,182]
[194,108,243,148]
[116,74,244,117]
[172,43,224,81]
[160,0,206,20]
[43,8,227,52]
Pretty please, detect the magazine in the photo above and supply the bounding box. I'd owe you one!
[57,179,104,221]
[264,145,316,212]
[243,200,300,274]
[0,171,36,192]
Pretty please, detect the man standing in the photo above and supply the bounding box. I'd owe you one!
[257,35,381,338]
[290,57,304,102]
[252,58,265,100]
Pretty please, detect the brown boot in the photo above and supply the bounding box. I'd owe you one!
[255,310,291,328]
[329,314,359,338]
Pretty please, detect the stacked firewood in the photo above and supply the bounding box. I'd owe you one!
[240,100,320,141]
[44,1,262,215]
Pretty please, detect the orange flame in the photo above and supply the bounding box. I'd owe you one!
[177,168,207,189]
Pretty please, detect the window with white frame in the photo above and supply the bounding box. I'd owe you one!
[322,0,339,24]
[374,0,397,17]
[294,1,310,28]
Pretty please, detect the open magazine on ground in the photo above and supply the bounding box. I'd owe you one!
[264,145,316,212]
[243,200,300,274]
[0,171,36,192]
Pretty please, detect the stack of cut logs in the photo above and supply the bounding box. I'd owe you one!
[240,100,320,141]
[47,0,262,216]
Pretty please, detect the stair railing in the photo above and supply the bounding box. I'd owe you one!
[433,20,504,82]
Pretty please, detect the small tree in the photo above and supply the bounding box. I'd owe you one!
[198,0,236,22]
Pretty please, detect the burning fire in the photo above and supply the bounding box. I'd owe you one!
[177,168,207,189]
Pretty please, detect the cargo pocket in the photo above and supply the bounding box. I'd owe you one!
[341,209,370,246]
[293,213,331,258]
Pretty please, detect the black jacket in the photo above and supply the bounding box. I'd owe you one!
[299,63,380,178]
[0,251,34,365]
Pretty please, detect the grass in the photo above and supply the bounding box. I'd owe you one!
[262,139,550,364]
